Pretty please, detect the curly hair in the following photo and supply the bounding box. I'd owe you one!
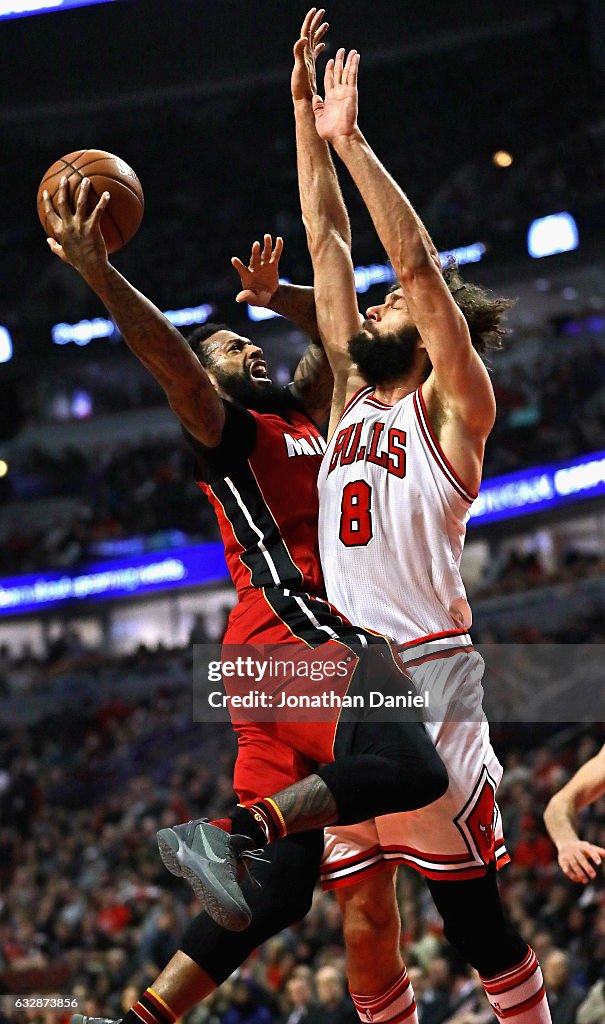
[442,259,514,356]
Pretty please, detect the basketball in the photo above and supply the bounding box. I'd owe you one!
[37,149,144,254]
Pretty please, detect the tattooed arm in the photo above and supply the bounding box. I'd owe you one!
[42,177,225,447]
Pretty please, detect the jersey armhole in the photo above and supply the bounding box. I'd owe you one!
[182,401,256,482]
[414,385,478,503]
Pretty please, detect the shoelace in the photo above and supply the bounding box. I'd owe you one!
[239,847,270,887]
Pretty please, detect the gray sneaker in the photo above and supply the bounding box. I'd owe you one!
[157,820,264,931]
[70,1017,120,1024]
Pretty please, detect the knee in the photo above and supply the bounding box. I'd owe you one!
[340,876,400,957]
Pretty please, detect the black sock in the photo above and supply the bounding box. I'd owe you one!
[230,800,287,845]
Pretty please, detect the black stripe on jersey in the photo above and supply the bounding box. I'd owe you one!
[210,462,305,590]
[264,589,394,651]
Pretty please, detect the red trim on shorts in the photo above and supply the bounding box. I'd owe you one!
[321,859,392,891]
[404,645,476,668]
[396,629,469,651]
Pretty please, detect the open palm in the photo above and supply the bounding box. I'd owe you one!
[313,47,360,143]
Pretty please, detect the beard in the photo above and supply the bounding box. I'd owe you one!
[348,324,421,386]
[212,366,293,414]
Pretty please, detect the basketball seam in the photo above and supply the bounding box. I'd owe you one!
[52,157,125,247]
[66,157,144,206]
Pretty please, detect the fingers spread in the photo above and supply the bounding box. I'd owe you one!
[75,177,91,219]
[343,50,359,86]
[88,190,110,230]
[300,7,317,41]
[334,47,345,85]
[273,236,284,261]
[250,240,261,269]
[56,176,72,218]
[324,58,334,93]
[46,237,66,261]
[42,190,60,232]
[262,234,273,261]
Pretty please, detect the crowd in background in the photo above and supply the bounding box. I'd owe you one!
[0,635,604,1024]
[2,330,605,578]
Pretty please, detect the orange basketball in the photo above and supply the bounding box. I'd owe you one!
[37,149,144,254]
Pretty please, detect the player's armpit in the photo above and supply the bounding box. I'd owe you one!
[327,367,366,441]
[291,340,334,427]
[400,265,496,439]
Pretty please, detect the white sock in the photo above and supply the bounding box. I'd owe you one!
[481,947,552,1022]
[351,968,418,1024]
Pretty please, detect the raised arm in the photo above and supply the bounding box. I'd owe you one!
[315,48,496,452]
[292,8,363,400]
[43,178,225,446]
[232,234,319,339]
[544,745,605,883]
[232,232,332,425]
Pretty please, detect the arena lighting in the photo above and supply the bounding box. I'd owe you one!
[248,243,486,322]
[0,326,13,363]
[0,460,7,478]
[52,303,215,346]
[0,543,228,617]
[0,0,115,19]
[469,449,605,527]
[527,212,579,259]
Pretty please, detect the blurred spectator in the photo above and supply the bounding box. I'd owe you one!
[542,949,584,1024]
[280,974,317,1024]
[311,966,357,1024]
[223,979,274,1024]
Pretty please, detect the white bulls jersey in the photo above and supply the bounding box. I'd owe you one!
[318,383,477,646]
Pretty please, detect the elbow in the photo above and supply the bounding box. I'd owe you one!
[397,246,435,283]
[304,221,350,259]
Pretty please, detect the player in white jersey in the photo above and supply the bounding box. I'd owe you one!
[294,9,552,1024]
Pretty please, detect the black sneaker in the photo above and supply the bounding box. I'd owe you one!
[70,1017,120,1024]
[157,819,265,930]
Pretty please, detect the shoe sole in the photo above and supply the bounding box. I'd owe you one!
[157,827,251,931]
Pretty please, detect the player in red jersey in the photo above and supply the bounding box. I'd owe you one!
[43,141,447,1023]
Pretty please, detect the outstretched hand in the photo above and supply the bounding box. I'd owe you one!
[43,176,109,275]
[231,234,284,307]
[292,7,329,103]
[313,46,360,142]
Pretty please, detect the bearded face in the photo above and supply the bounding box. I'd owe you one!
[211,365,294,414]
[347,322,423,386]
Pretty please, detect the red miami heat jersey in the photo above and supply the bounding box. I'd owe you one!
[317,383,477,646]
[187,395,327,601]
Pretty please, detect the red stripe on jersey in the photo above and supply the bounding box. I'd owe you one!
[414,386,477,502]
[336,386,374,426]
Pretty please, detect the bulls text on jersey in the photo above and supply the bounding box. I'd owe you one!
[327,420,406,479]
